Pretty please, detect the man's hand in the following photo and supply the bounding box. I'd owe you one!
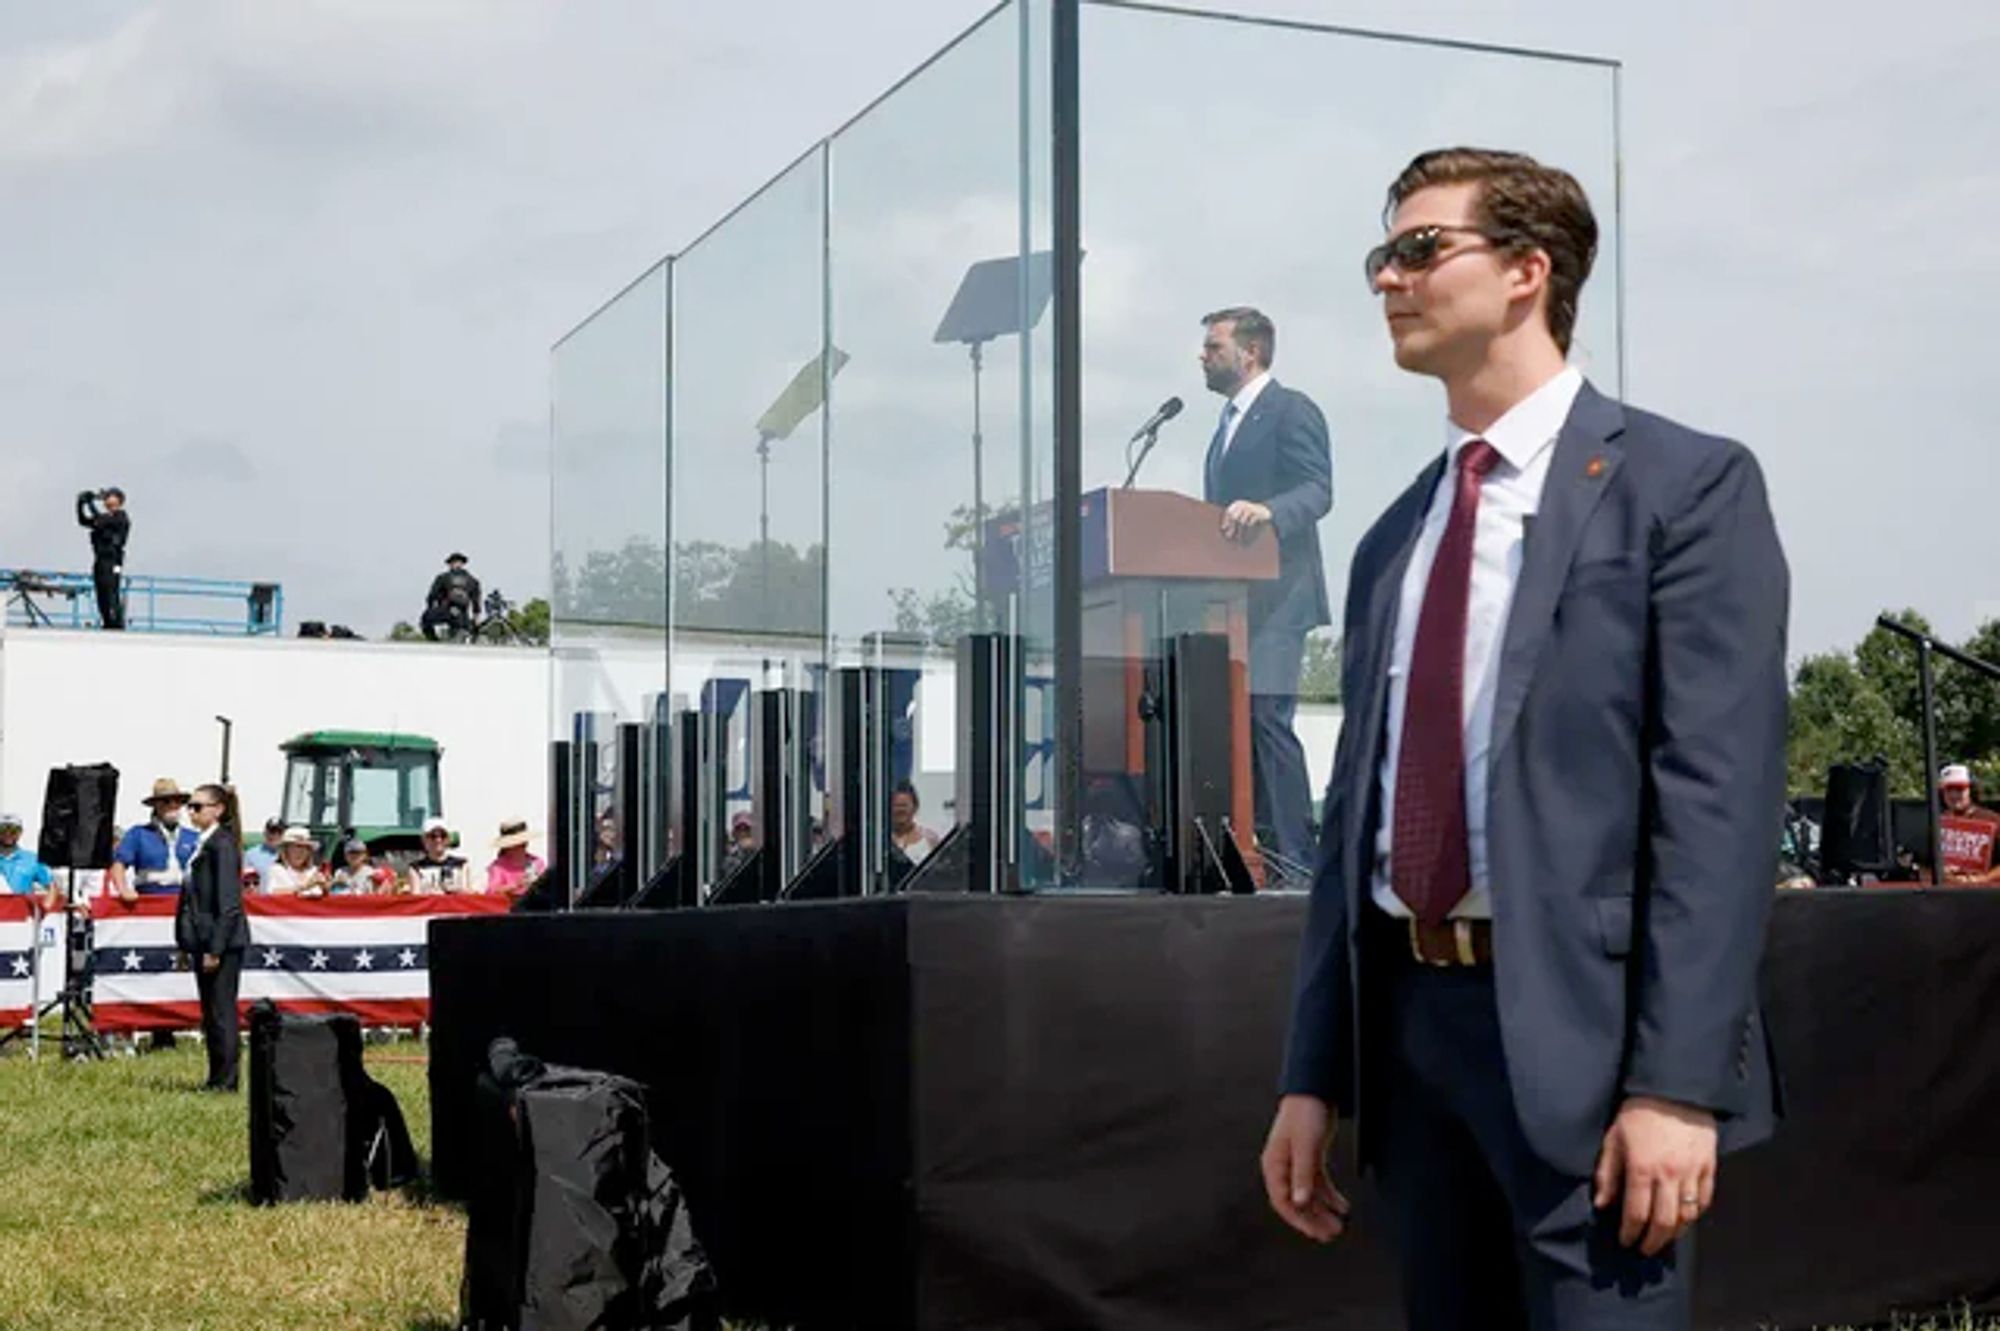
[1593,1094,1718,1256]
[1259,1094,1350,1243]
[201,953,220,974]
[1220,500,1273,542]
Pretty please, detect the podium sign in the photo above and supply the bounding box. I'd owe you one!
[982,487,1277,595]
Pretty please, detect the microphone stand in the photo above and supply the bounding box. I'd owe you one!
[1122,425,1163,489]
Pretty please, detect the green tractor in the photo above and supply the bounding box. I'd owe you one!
[277,730,445,866]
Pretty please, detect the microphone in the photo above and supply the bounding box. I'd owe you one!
[1122,397,1184,488]
[1127,396,1184,443]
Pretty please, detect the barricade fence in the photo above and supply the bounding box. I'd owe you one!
[0,895,510,1035]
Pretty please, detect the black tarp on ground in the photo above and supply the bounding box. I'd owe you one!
[432,904,914,1325]
[429,890,2000,1330]
[248,1003,417,1204]
[461,1039,719,1331]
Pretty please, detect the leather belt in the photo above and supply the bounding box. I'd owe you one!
[1384,911,1496,963]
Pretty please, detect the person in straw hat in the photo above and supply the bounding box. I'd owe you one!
[262,826,329,897]
[484,818,544,897]
[108,778,201,902]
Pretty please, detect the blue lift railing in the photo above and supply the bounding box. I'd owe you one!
[1,571,284,637]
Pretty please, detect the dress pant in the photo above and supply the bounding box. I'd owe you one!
[1367,918,1690,1331]
[194,949,244,1090]
[1249,689,1313,881]
[92,559,124,630]
[1247,621,1313,881]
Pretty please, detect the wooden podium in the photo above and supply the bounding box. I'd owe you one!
[1075,487,1277,884]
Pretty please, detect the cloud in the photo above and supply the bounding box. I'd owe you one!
[2,0,1995,656]
[491,421,547,474]
[0,8,173,166]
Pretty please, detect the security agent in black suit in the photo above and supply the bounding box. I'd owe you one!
[75,487,129,630]
[175,783,249,1091]
[1199,307,1333,883]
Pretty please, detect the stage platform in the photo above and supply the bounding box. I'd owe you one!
[429,890,2000,1330]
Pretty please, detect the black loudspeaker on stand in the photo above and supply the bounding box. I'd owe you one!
[1821,760,1895,883]
[4,764,122,1060]
[38,763,119,870]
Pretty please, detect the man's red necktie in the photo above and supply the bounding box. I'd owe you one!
[1392,439,1500,925]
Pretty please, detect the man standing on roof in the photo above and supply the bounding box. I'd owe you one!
[421,552,482,641]
[76,486,130,630]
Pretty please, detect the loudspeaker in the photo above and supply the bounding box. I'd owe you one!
[37,763,119,870]
[1821,760,1894,881]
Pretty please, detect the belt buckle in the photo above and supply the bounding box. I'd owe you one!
[1407,916,1476,967]
[1406,917,1445,967]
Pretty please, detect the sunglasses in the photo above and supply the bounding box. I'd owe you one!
[1363,224,1510,291]
[187,800,219,811]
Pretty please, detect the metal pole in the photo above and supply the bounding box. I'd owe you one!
[215,715,233,786]
[757,434,772,630]
[29,895,43,1062]
[1051,0,1083,885]
[969,340,988,630]
[1919,640,1942,884]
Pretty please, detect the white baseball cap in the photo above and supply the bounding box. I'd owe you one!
[0,813,21,829]
[422,817,451,835]
[1939,764,1974,788]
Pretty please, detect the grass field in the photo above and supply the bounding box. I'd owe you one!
[0,1039,461,1331]
[0,1038,1992,1330]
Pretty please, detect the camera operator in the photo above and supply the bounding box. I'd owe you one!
[75,487,130,630]
[420,552,481,641]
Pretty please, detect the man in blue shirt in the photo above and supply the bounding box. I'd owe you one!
[0,812,54,907]
[108,778,200,901]
[241,816,285,892]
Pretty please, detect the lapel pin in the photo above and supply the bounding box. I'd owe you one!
[1585,456,1607,479]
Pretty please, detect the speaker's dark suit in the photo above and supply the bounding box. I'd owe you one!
[1280,383,1788,1327]
[1202,379,1333,875]
[175,827,249,1090]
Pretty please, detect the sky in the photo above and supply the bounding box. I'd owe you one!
[5,0,1997,657]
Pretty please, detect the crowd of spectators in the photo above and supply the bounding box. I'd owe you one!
[0,774,548,907]
[241,814,546,899]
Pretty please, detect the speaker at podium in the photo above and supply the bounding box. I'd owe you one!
[985,486,1277,885]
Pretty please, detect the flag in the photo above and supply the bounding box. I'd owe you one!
[89,894,509,1033]
[0,895,34,1029]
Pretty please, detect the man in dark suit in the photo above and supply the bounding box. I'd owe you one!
[176,783,249,1091]
[1199,307,1333,884]
[1259,148,1788,1329]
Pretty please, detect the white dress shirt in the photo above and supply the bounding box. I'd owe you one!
[1218,370,1272,455]
[1371,366,1583,920]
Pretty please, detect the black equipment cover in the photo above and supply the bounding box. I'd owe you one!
[461,1039,718,1331]
[247,1002,416,1204]
[37,763,119,870]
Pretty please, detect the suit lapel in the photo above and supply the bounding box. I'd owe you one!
[1210,378,1280,494]
[1342,457,1446,885]
[1488,381,1626,763]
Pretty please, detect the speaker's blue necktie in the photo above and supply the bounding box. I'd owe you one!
[1205,400,1238,499]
